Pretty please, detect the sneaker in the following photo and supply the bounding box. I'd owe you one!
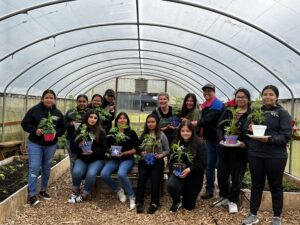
[68,194,83,204]
[39,191,51,200]
[212,197,229,207]
[136,203,144,213]
[69,192,78,199]
[169,201,182,213]
[129,196,136,210]
[242,213,259,225]
[272,217,281,225]
[117,188,127,203]
[147,204,158,214]
[228,202,238,213]
[29,196,40,206]
[201,192,213,200]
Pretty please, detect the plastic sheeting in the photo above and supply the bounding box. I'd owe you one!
[1,0,300,99]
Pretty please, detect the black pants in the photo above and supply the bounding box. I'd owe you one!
[135,160,164,205]
[248,156,287,217]
[167,172,204,210]
[217,148,247,203]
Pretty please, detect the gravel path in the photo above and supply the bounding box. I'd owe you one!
[3,172,300,225]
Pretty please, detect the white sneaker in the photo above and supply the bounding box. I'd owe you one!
[129,196,136,210]
[213,197,229,207]
[117,188,127,203]
[228,202,238,213]
[68,195,83,204]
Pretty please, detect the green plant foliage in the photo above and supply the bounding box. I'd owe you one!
[95,107,111,121]
[0,173,5,181]
[219,107,240,135]
[69,108,84,122]
[107,125,130,144]
[139,134,160,154]
[74,124,96,143]
[57,132,67,149]
[247,98,266,125]
[38,112,58,134]
[171,141,194,164]
[172,96,183,117]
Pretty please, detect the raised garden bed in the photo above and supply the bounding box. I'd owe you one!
[0,150,70,224]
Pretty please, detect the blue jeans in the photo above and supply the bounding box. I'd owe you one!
[27,140,57,197]
[66,140,76,170]
[205,141,218,193]
[100,159,135,197]
[72,159,105,194]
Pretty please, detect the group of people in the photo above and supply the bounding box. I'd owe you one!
[21,83,292,225]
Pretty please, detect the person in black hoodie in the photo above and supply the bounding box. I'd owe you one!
[88,94,103,109]
[215,88,251,213]
[242,85,292,225]
[101,89,116,133]
[167,120,207,212]
[68,110,107,203]
[65,94,89,169]
[100,112,139,210]
[21,89,66,206]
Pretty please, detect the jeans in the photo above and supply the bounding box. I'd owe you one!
[72,159,105,194]
[66,140,76,170]
[205,141,218,193]
[100,159,135,197]
[248,156,287,217]
[27,140,57,197]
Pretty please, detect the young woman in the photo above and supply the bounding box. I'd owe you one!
[167,120,207,212]
[21,89,66,206]
[100,112,138,210]
[88,94,103,109]
[242,85,292,225]
[68,110,107,203]
[101,89,116,133]
[215,88,251,213]
[180,93,201,135]
[152,92,177,148]
[65,94,89,168]
[136,114,170,214]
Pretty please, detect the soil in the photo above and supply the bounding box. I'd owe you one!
[4,171,300,225]
[0,155,64,202]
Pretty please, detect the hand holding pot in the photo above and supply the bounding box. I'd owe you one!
[179,168,191,178]
[249,136,269,143]
[155,153,163,159]
[36,129,43,136]
[115,152,124,158]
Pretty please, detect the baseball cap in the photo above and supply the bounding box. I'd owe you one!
[202,83,215,91]
[105,89,115,97]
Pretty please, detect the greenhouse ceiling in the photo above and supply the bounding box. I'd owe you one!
[1,0,300,100]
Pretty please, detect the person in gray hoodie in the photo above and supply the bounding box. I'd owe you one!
[136,114,170,214]
[242,85,292,225]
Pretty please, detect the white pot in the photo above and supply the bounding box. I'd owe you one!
[252,125,267,136]
[74,122,81,130]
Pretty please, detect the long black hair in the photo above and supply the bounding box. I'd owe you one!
[180,93,197,117]
[140,114,160,140]
[82,110,103,144]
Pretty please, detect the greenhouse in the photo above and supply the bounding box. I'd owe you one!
[1,0,300,224]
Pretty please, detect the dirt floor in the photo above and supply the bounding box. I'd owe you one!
[3,172,300,225]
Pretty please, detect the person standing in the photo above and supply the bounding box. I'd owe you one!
[101,89,116,133]
[21,89,66,206]
[198,84,224,199]
[242,85,292,225]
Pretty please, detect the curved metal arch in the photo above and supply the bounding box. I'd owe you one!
[0,22,292,99]
[51,57,230,98]
[71,71,203,102]
[163,0,300,57]
[60,64,208,99]
[10,38,260,96]
[25,48,236,99]
[0,0,76,22]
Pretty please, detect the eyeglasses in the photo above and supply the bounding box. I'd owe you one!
[235,97,248,100]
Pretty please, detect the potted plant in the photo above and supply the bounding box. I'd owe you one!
[247,98,267,136]
[170,96,183,127]
[95,107,111,121]
[218,107,240,144]
[107,125,129,156]
[291,118,300,141]
[70,108,85,130]
[171,141,194,177]
[74,124,95,154]
[139,134,160,165]
[38,112,58,141]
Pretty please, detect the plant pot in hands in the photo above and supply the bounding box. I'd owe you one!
[173,163,186,177]
[43,131,55,141]
[81,141,93,154]
[111,145,123,156]
[145,153,155,165]
[252,125,267,136]
[170,117,182,127]
[74,122,81,131]
[224,135,239,144]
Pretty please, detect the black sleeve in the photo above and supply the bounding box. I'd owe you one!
[55,111,66,137]
[216,109,229,142]
[130,130,139,150]
[199,108,223,127]
[268,109,292,146]
[21,107,37,134]
[189,140,207,173]
[93,131,107,158]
